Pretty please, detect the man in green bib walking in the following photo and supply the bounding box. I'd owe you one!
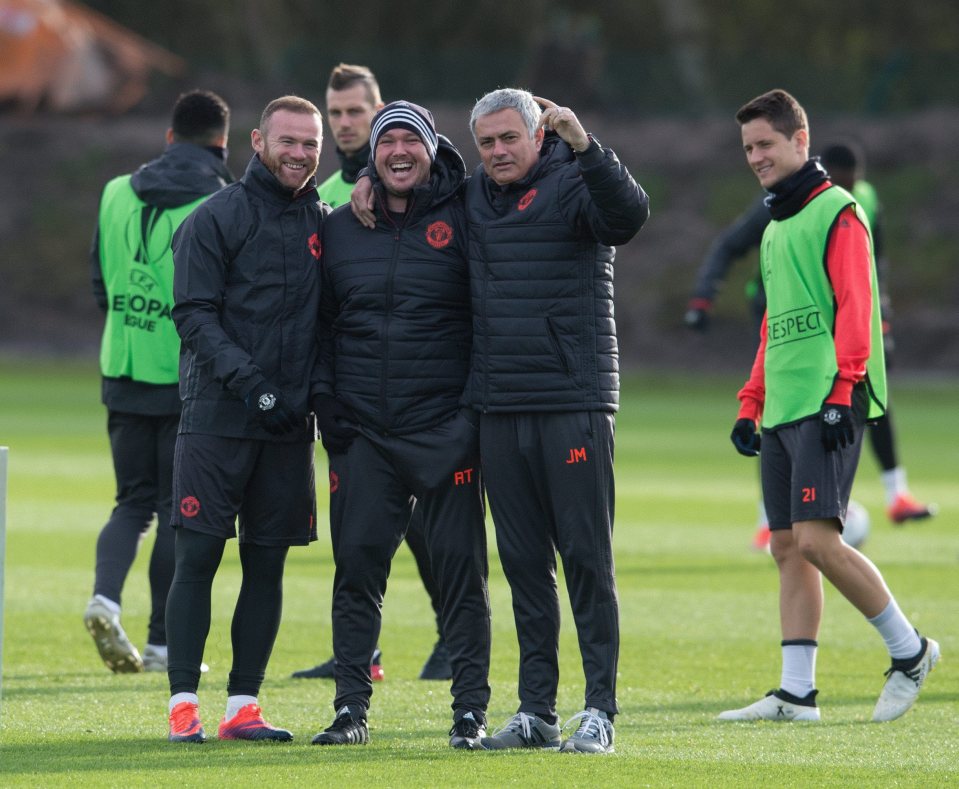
[85,90,233,673]
[720,89,938,724]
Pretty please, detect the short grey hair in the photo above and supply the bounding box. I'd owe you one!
[470,88,541,141]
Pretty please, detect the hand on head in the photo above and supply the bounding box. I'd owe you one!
[533,96,590,153]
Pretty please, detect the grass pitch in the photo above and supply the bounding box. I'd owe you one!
[0,358,956,787]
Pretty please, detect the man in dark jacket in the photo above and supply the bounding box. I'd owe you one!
[292,63,453,684]
[165,95,332,744]
[84,90,232,676]
[309,101,490,750]
[466,88,649,754]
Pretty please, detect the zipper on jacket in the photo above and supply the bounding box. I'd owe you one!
[379,207,405,425]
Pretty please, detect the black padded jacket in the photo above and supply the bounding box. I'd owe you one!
[172,154,329,441]
[317,137,471,435]
[463,133,649,413]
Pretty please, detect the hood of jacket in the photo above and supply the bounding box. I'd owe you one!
[130,143,234,208]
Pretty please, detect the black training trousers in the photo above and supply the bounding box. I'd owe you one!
[94,410,178,645]
[480,411,620,718]
[327,411,490,717]
[403,501,443,635]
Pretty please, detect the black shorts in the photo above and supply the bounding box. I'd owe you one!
[171,433,317,546]
[761,417,864,531]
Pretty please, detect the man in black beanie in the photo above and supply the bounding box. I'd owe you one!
[309,101,491,750]
[293,66,454,686]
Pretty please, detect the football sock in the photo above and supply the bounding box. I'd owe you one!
[879,467,907,506]
[226,695,257,719]
[780,639,817,698]
[170,692,198,712]
[868,598,922,659]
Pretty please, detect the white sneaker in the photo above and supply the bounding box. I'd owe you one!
[142,644,209,674]
[83,598,143,673]
[872,637,940,722]
[142,644,167,672]
[718,689,821,721]
[560,708,615,753]
[480,712,561,750]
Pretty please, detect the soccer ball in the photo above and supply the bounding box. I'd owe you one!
[841,500,870,548]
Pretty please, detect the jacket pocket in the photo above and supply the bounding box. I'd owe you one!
[545,316,574,378]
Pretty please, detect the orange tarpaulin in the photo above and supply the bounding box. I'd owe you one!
[0,0,184,113]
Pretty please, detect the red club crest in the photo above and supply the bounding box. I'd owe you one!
[518,189,537,211]
[308,232,321,259]
[180,496,200,518]
[329,470,339,493]
[426,220,453,249]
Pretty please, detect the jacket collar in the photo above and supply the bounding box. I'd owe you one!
[242,154,318,204]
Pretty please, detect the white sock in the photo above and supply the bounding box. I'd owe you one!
[226,695,257,719]
[146,643,167,657]
[868,599,922,659]
[880,467,907,505]
[169,692,198,712]
[93,594,121,615]
[780,641,817,698]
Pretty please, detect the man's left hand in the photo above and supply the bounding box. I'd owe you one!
[533,96,590,153]
[820,402,855,451]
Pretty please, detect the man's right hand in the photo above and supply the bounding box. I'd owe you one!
[312,394,358,454]
[730,418,761,456]
[244,381,301,436]
[349,175,376,229]
[684,297,712,331]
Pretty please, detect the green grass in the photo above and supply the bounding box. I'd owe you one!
[0,358,956,787]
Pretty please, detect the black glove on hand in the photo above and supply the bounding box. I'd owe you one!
[312,394,357,454]
[730,418,761,456]
[820,402,855,452]
[244,381,300,436]
[684,297,712,331]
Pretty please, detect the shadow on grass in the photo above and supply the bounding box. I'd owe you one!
[2,673,167,698]
[0,732,594,779]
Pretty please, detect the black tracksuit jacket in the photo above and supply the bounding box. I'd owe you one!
[171,154,328,441]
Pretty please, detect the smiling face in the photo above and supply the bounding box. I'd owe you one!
[741,117,808,189]
[373,127,432,211]
[326,83,380,155]
[473,108,544,186]
[252,108,322,192]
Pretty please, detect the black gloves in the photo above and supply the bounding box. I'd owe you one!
[820,402,855,452]
[312,394,357,454]
[684,297,712,331]
[730,418,761,456]
[244,380,301,436]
